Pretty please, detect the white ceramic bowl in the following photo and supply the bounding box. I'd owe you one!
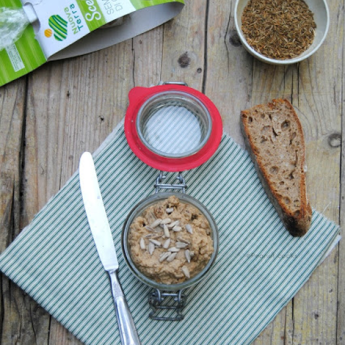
[234,0,330,64]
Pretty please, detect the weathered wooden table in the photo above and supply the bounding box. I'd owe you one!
[0,1,344,344]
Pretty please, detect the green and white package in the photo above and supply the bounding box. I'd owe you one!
[0,0,184,86]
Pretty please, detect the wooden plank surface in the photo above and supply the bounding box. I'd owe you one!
[0,0,343,344]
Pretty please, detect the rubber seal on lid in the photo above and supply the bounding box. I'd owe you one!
[124,84,223,172]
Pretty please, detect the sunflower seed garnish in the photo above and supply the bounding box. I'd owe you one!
[176,241,188,248]
[163,238,171,249]
[172,226,182,232]
[166,208,174,214]
[148,242,155,255]
[185,224,193,234]
[167,220,179,229]
[145,226,155,232]
[144,234,159,238]
[161,218,172,224]
[140,238,146,250]
[150,219,162,228]
[177,236,190,244]
[149,239,161,246]
[159,252,170,262]
[168,247,180,252]
[185,249,191,263]
[166,252,177,262]
[182,266,190,278]
[163,224,170,238]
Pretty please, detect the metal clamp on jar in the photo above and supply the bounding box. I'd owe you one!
[122,82,223,321]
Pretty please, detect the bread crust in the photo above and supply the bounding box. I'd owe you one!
[240,99,312,237]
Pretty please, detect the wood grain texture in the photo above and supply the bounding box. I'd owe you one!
[161,0,206,90]
[0,0,343,344]
[0,79,51,345]
[206,0,253,146]
[133,27,163,87]
[337,0,345,342]
[288,0,341,343]
[0,78,49,344]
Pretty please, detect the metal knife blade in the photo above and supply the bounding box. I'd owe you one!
[79,152,141,345]
[79,152,118,271]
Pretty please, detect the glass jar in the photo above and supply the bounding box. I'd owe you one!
[122,82,222,320]
[122,192,219,291]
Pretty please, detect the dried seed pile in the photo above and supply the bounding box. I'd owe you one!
[128,196,214,285]
[241,0,316,60]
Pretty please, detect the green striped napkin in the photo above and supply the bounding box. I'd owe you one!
[0,122,340,345]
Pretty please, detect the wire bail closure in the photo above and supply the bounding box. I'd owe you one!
[154,172,187,193]
[148,289,186,321]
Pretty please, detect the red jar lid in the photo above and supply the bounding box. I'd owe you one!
[124,84,223,172]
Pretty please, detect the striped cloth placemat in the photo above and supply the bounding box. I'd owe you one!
[0,123,340,345]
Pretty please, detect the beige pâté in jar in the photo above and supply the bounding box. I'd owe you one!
[128,195,214,285]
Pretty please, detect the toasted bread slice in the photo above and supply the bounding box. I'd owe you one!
[240,99,312,237]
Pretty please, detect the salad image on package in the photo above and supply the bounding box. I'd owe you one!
[0,0,184,87]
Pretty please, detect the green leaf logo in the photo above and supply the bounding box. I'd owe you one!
[48,15,68,41]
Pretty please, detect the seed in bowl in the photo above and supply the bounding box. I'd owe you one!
[128,195,214,285]
[241,0,316,60]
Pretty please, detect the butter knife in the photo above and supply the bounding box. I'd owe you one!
[79,152,141,345]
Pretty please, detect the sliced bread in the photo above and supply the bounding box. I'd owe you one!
[240,99,312,237]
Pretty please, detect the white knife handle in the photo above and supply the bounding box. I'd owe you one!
[108,271,141,345]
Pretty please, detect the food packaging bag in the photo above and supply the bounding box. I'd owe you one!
[0,0,184,86]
